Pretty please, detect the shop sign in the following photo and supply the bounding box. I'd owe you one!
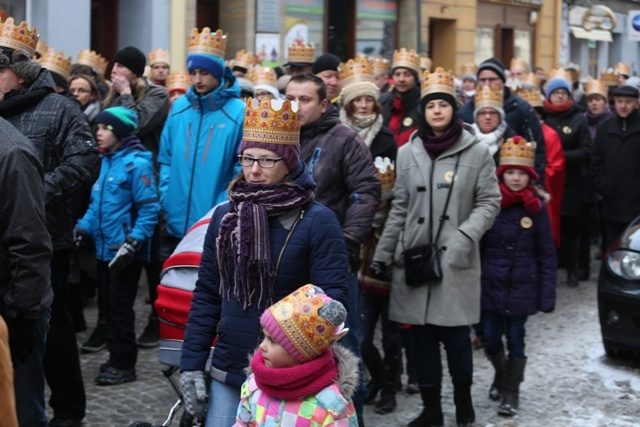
[286,0,324,16]
[629,10,640,41]
[582,5,616,32]
[356,0,397,21]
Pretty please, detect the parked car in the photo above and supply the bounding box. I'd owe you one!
[597,216,640,357]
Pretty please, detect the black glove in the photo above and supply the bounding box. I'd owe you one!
[73,227,87,249]
[5,317,37,367]
[345,238,361,274]
[108,236,142,272]
[370,261,392,280]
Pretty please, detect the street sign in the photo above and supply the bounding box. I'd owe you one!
[628,10,640,41]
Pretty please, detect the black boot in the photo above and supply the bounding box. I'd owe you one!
[408,384,443,427]
[363,353,384,403]
[453,378,475,427]
[486,350,507,401]
[499,357,527,416]
[565,238,580,287]
[375,366,398,414]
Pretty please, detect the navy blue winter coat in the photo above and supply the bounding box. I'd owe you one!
[480,201,557,316]
[179,162,349,387]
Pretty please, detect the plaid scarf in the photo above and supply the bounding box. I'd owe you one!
[216,180,315,309]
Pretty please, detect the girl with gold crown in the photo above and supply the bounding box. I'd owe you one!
[372,67,501,427]
[480,136,556,417]
[179,98,352,426]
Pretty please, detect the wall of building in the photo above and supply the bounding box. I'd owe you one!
[119,0,169,54]
[535,0,560,70]
[29,0,90,59]
[220,0,255,60]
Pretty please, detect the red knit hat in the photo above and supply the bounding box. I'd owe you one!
[497,136,539,180]
[260,284,349,363]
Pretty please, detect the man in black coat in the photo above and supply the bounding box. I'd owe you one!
[0,31,100,426]
[458,58,547,182]
[592,85,640,249]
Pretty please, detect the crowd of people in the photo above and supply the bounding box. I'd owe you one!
[0,13,639,427]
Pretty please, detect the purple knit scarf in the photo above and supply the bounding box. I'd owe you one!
[216,180,315,309]
[422,118,463,160]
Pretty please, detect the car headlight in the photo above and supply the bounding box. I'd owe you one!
[608,250,640,280]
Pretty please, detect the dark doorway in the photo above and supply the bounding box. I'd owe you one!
[197,0,219,30]
[495,26,514,67]
[91,0,119,61]
[328,0,355,60]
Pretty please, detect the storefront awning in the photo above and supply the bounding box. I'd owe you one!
[570,26,612,42]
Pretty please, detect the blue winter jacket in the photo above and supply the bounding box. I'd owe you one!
[158,68,244,239]
[179,162,350,386]
[480,201,557,316]
[77,136,160,262]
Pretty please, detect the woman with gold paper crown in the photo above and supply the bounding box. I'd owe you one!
[372,67,500,427]
[337,55,400,415]
[179,97,352,426]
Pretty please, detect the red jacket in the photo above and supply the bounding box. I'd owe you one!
[542,123,565,247]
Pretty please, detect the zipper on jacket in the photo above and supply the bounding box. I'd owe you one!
[184,105,204,235]
[185,123,192,161]
[309,147,322,175]
[97,156,112,260]
[201,125,214,163]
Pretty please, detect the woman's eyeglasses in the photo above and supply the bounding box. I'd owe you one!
[238,155,284,168]
[70,88,91,94]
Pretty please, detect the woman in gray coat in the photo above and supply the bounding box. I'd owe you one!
[371,67,501,427]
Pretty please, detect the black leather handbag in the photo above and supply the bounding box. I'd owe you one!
[402,155,460,287]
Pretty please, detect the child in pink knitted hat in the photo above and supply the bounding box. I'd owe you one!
[233,284,359,426]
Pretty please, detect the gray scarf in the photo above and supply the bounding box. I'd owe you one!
[339,110,384,147]
[471,121,508,156]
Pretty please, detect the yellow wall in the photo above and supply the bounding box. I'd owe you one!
[535,0,562,70]
[169,0,195,71]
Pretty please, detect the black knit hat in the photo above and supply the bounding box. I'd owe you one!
[312,53,340,74]
[112,46,146,77]
[477,57,506,83]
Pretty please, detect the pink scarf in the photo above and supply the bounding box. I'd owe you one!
[250,349,339,401]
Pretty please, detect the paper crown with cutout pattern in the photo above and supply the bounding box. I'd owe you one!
[287,41,315,65]
[584,79,608,99]
[392,48,421,76]
[242,98,300,146]
[166,71,190,93]
[517,87,543,108]
[0,17,39,57]
[420,66,455,99]
[188,27,227,58]
[234,49,260,70]
[76,49,109,77]
[148,48,170,66]
[474,84,503,111]
[39,48,72,81]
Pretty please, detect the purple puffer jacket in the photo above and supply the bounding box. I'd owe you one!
[480,201,557,316]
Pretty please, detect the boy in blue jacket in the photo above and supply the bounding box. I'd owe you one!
[75,107,160,385]
[480,136,557,417]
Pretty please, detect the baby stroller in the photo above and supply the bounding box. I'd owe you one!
[131,209,216,427]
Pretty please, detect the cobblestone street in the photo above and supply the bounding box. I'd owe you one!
[54,264,640,427]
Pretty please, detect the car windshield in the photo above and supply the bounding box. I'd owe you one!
[621,217,640,251]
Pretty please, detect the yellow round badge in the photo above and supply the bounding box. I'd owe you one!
[520,216,533,229]
[444,170,457,183]
[562,126,572,134]
[403,117,413,127]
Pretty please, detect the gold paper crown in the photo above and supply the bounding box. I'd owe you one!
[517,88,543,108]
[266,284,348,362]
[76,50,109,77]
[420,66,455,99]
[39,48,72,81]
[339,56,374,87]
[148,48,170,66]
[474,85,503,111]
[510,58,528,70]
[166,71,190,92]
[370,57,390,74]
[287,41,315,65]
[600,68,619,87]
[188,27,227,58]
[0,18,39,57]
[243,98,300,145]
[234,49,259,70]
[375,156,395,195]
[548,68,572,83]
[522,72,542,88]
[247,66,277,88]
[500,137,536,168]
[583,79,608,99]
[392,48,420,76]
[35,40,47,57]
[614,62,631,77]
[419,55,432,72]
[460,62,478,76]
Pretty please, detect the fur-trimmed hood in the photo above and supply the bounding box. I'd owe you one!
[245,343,360,399]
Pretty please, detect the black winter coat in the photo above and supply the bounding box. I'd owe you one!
[380,86,421,147]
[369,126,397,160]
[0,70,100,250]
[458,87,547,182]
[0,117,53,319]
[592,109,640,224]
[544,103,591,216]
